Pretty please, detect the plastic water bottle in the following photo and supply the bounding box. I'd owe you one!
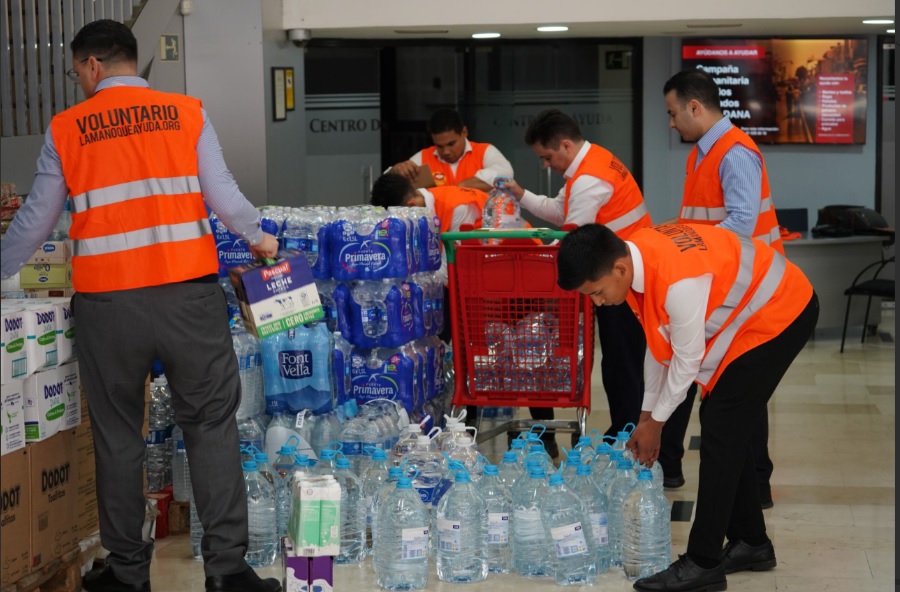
[373,472,431,590]
[498,451,523,488]
[596,449,625,496]
[243,460,277,567]
[265,411,316,463]
[403,434,444,506]
[570,461,611,574]
[189,491,203,560]
[253,451,290,540]
[514,313,554,370]
[145,380,169,492]
[334,455,366,564]
[47,199,71,240]
[477,464,513,574]
[623,469,672,580]
[232,320,264,420]
[560,447,582,485]
[371,465,404,550]
[613,423,636,456]
[362,447,391,555]
[273,440,299,480]
[608,458,638,566]
[340,415,380,475]
[310,410,343,459]
[482,176,523,244]
[434,470,488,583]
[592,436,616,477]
[635,459,665,489]
[237,416,264,462]
[171,425,191,502]
[541,472,597,586]
[442,433,483,482]
[509,455,551,577]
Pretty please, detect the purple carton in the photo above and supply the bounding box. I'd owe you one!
[229,249,324,338]
[309,556,334,592]
[282,538,310,592]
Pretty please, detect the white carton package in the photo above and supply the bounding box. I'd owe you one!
[23,362,80,441]
[5,299,59,370]
[26,298,75,364]
[1,305,34,384]
[0,380,26,455]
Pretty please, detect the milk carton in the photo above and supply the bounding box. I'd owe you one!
[288,476,341,556]
[1,305,33,384]
[9,300,58,370]
[1,380,26,455]
[23,364,75,441]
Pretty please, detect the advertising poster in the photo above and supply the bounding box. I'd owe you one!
[682,38,868,144]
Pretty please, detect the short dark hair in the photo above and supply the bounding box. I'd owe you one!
[524,109,583,149]
[556,224,628,291]
[70,19,138,65]
[427,109,464,135]
[371,173,415,208]
[663,70,721,114]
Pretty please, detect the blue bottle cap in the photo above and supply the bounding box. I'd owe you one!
[502,452,518,463]
[595,442,613,454]
[617,458,634,470]
[510,439,525,450]
[638,468,653,481]
[454,471,471,483]
[548,472,565,486]
[576,463,592,476]
[278,444,297,456]
[396,476,413,489]
[242,460,258,471]
[369,448,388,462]
[335,457,352,470]
[387,467,404,478]
[253,452,269,464]
[483,464,499,476]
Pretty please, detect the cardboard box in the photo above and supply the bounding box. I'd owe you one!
[26,241,70,265]
[23,363,80,442]
[1,305,32,384]
[29,429,78,570]
[0,446,30,586]
[19,263,72,289]
[74,421,98,539]
[228,250,323,338]
[23,288,75,299]
[282,539,335,592]
[288,476,341,557]
[1,380,26,455]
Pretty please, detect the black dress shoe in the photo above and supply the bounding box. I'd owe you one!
[721,539,777,574]
[663,474,686,489]
[205,567,282,592]
[82,566,151,592]
[633,555,727,592]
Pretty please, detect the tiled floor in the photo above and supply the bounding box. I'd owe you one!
[143,317,895,591]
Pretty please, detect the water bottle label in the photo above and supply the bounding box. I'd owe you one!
[591,512,609,545]
[364,495,374,525]
[342,441,362,456]
[146,429,167,445]
[487,512,510,544]
[427,479,450,505]
[295,409,310,429]
[401,527,429,560]
[361,306,383,324]
[499,213,520,228]
[414,484,438,505]
[437,518,462,552]
[279,350,313,379]
[550,522,589,558]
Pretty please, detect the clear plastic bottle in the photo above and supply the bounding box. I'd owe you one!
[596,449,626,496]
[509,455,551,578]
[371,465,404,550]
[362,447,391,555]
[310,410,343,459]
[145,380,169,492]
[498,451,523,488]
[171,425,191,502]
[541,472,597,586]
[560,447,582,485]
[47,199,72,241]
[634,458,666,490]
[243,460,277,567]
[333,455,367,564]
[340,415,380,475]
[265,411,316,463]
[254,451,289,540]
[623,468,672,580]
[592,436,616,477]
[482,176,523,245]
[435,471,488,583]
[237,416,264,462]
[608,458,639,566]
[514,313,554,370]
[477,464,513,574]
[570,460,611,574]
[373,472,431,590]
[442,433,483,482]
[403,434,444,506]
[189,491,203,561]
[355,281,391,339]
[273,440,299,481]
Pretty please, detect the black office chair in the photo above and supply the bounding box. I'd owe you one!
[840,255,895,352]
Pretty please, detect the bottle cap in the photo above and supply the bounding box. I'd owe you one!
[502,452,518,463]
[455,471,471,483]
[483,464,499,476]
[335,457,351,470]
[242,460,258,471]
[548,472,565,486]
[637,468,653,481]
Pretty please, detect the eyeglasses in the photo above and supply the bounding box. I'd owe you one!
[66,56,105,81]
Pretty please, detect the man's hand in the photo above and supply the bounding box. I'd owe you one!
[457,177,493,192]
[496,177,525,201]
[626,415,664,467]
[248,232,279,260]
[391,160,419,183]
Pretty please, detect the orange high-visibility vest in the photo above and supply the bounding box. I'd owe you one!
[625,224,812,394]
[429,186,488,233]
[563,144,652,239]
[420,141,490,186]
[681,126,784,254]
[51,86,217,292]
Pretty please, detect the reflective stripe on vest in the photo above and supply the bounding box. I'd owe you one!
[73,218,212,257]
[704,235,755,340]
[606,202,650,234]
[71,175,201,214]
[696,246,788,383]
[755,226,781,246]
[680,205,727,221]
[759,196,772,213]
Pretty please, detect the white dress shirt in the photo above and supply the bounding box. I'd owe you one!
[387,140,514,186]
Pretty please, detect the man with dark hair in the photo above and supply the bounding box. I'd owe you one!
[557,223,818,592]
[660,70,782,504]
[501,108,651,453]
[389,108,513,192]
[0,19,281,592]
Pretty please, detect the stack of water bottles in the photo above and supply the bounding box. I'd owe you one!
[145,362,175,493]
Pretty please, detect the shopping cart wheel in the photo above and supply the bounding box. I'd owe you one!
[577,407,588,438]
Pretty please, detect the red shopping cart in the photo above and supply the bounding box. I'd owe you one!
[441,229,594,447]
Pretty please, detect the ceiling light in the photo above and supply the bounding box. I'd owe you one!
[537,26,569,32]
[862,19,894,24]
[888,29,896,33]
[472,32,500,39]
